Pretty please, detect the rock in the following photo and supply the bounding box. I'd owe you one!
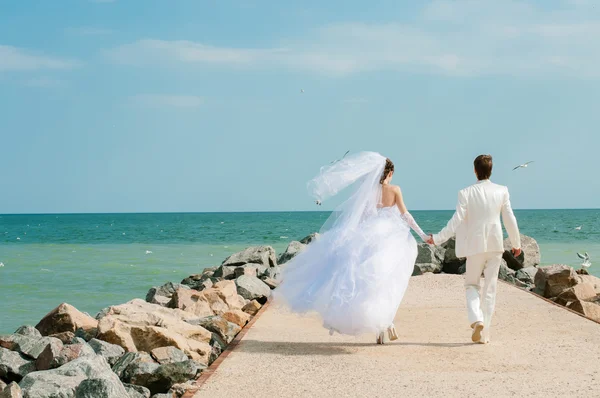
[555,283,598,306]
[260,277,280,289]
[146,283,190,308]
[13,327,41,339]
[20,355,128,398]
[235,276,271,303]
[123,384,151,398]
[0,380,6,391]
[457,263,467,275]
[34,338,64,371]
[0,382,22,398]
[222,310,251,328]
[534,265,579,298]
[578,275,600,295]
[299,233,319,245]
[180,273,217,292]
[498,261,517,283]
[413,263,442,276]
[234,265,258,278]
[168,289,214,318]
[212,265,237,280]
[49,332,76,344]
[141,360,203,395]
[278,241,306,265]
[503,235,541,270]
[74,327,97,342]
[150,347,188,365]
[190,316,241,345]
[415,243,445,273]
[151,394,171,398]
[88,339,125,367]
[112,352,157,380]
[49,342,96,368]
[515,267,537,285]
[262,266,282,281]
[0,335,62,361]
[96,299,212,364]
[440,238,466,274]
[242,300,262,316]
[222,246,277,268]
[35,303,98,338]
[75,378,130,398]
[568,299,600,322]
[168,381,197,397]
[185,281,246,316]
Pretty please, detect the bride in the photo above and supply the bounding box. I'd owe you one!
[276,152,429,344]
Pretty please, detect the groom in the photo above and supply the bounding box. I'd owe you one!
[427,154,521,344]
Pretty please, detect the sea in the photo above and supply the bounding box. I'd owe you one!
[1,210,598,334]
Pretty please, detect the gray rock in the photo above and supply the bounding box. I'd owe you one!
[299,233,320,245]
[112,352,157,381]
[0,335,62,361]
[48,332,76,344]
[191,316,241,345]
[515,266,537,285]
[262,266,282,281]
[180,273,218,291]
[503,235,541,270]
[413,263,443,276]
[123,384,151,398]
[235,275,271,303]
[74,327,97,342]
[150,395,171,398]
[34,338,64,371]
[20,355,128,398]
[0,347,36,383]
[0,382,22,398]
[140,360,203,395]
[146,283,190,307]
[498,261,517,283]
[13,327,41,340]
[88,339,125,367]
[150,347,188,365]
[222,246,277,268]
[75,378,129,398]
[440,238,466,274]
[234,265,258,278]
[261,277,280,289]
[212,265,237,280]
[457,263,467,275]
[416,243,445,272]
[278,241,306,264]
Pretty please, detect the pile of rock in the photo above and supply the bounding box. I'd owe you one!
[0,237,313,397]
[413,235,542,290]
[533,264,600,322]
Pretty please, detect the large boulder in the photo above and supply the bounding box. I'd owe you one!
[146,283,190,308]
[112,352,157,381]
[222,310,251,328]
[87,339,125,367]
[498,261,517,283]
[515,267,537,285]
[118,358,202,396]
[0,382,22,398]
[190,316,241,345]
[0,348,35,383]
[235,276,271,303]
[212,265,237,280]
[170,281,245,317]
[578,275,600,295]
[96,299,212,364]
[34,339,64,371]
[299,233,319,245]
[168,289,214,318]
[568,300,600,322]
[241,300,262,316]
[123,384,151,398]
[222,246,277,268]
[19,355,128,398]
[35,303,98,339]
[0,335,62,361]
[555,283,598,307]
[440,238,466,274]
[14,327,41,340]
[534,265,579,298]
[278,241,306,265]
[503,235,541,270]
[150,347,188,365]
[262,266,282,281]
[180,272,218,292]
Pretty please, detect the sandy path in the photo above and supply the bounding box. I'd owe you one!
[196,274,600,398]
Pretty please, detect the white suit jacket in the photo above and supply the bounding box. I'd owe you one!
[433,180,521,258]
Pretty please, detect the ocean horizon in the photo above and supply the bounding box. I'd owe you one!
[1,209,598,333]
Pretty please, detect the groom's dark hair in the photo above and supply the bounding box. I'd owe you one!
[474,155,493,180]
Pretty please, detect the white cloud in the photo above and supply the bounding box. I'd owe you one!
[105,0,600,77]
[0,45,80,72]
[129,94,204,108]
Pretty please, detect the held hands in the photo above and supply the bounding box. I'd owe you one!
[425,234,435,245]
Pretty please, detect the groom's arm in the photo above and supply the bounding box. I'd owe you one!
[501,187,521,250]
[432,190,467,246]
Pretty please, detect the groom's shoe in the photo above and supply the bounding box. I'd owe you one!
[471,322,484,343]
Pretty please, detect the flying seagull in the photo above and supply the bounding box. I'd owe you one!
[575,225,582,230]
[0,262,4,267]
[300,89,304,93]
[513,161,534,171]
[577,252,591,271]
[315,200,322,206]
[330,150,350,164]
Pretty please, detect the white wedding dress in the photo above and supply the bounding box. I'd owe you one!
[276,152,428,336]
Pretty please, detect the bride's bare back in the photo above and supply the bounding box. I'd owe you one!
[380,184,408,214]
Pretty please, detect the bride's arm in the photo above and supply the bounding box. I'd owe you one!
[394,186,429,241]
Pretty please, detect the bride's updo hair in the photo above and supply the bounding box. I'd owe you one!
[380,158,394,184]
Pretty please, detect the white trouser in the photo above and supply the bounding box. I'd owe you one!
[464,251,503,341]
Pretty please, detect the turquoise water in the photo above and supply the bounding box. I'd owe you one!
[1,210,599,333]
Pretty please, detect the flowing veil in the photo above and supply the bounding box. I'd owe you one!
[307,151,386,235]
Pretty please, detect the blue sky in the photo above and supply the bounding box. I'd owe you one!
[1,0,599,213]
